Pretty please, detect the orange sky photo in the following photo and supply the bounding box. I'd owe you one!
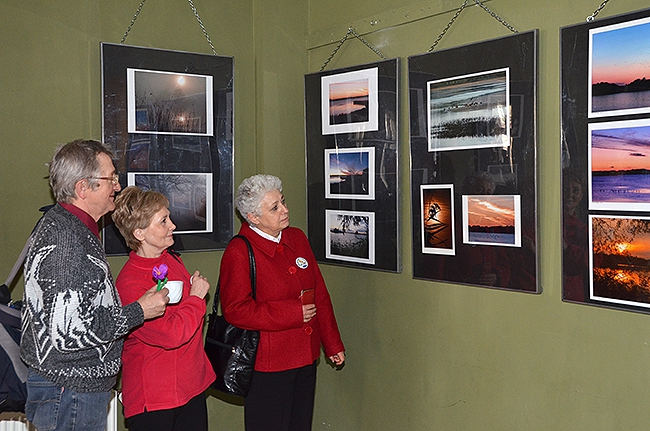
[466,196,515,227]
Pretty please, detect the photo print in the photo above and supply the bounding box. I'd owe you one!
[589,118,650,212]
[589,15,650,118]
[127,68,213,136]
[590,215,650,309]
[427,68,510,152]
[420,184,455,255]
[127,172,213,234]
[325,209,375,264]
[324,147,375,200]
[462,194,521,247]
[321,67,379,135]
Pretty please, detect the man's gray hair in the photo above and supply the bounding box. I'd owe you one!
[235,174,283,217]
[49,139,114,203]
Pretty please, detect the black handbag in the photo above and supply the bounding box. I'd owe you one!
[205,235,260,397]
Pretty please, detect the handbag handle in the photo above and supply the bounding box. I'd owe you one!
[213,235,256,314]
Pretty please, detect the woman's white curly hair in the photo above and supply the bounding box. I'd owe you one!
[235,174,283,218]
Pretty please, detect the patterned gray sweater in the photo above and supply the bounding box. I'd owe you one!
[20,204,144,392]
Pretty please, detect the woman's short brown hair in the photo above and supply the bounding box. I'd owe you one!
[112,186,169,251]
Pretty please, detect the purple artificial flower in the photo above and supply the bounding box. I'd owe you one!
[152,264,169,291]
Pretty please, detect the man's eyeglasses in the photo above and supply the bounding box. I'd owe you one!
[89,174,120,186]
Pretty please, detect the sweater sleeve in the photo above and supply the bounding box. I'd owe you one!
[26,219,142,353]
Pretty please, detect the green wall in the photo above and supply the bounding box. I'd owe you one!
[3,0,650,430]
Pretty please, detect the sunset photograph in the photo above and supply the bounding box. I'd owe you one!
[462,194,520,247]
[589,119,650,211]
[321,67,378,135]
[590,215,650,308]
[325,147,375,200]
[589,16,650,117]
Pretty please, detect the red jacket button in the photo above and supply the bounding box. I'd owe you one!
[277,244,284,253]
[304,326,313,335]
[288,266,297,274]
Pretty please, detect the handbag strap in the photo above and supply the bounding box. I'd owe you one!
[213,235,256,313]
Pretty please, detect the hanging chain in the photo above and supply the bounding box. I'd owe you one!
[586,0,610,22]
[120,0,147,44]
[120,0,217,55]
[187,0,218,55]
[428,0,469,52]
[428,0,517,52]
[472,0,518,34]
[320,27,386,72]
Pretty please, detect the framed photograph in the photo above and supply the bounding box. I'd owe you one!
[127,172,212,234]
[324,147,375,200]
[420,184,455,255]
[409,30,539,293]
[321,67,379,135]
[589,16,650,118]
[589,119,650,211]
[127,69,213,136]
[305,58,399,272]
[101,43,234,255]
[325,209,375,264]
[562,7,650,311]
[428,68,510,152]
[590,215,650,309]
[462,195,521,247]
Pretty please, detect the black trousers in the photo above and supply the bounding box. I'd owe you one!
[245,361,317,431]
[125,392,208,431]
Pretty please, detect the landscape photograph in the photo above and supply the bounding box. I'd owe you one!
[427,68,510,151]
[325,147,375,199]
[589,16,650,117]
[420,184,455,255]
[462,194,520,247]
[127,68,213,135]
[321,67,378,135]
[325,209,375,264]
[589,119,650,211]
[127,172,212,234]
[590,215,650,308]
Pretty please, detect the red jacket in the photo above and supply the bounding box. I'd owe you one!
[116,250,215,418]
[220,224,345,372]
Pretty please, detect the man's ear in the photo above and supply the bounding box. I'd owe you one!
[74,179,88,200]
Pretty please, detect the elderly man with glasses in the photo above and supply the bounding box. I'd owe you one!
[20,139,170,431]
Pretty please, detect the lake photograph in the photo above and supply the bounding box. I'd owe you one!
[325,147,374,199]
[590,16,650,117]
[321,67,378,135]
[462,195,520,247]
[325,210,375,264]
[590,215,650,308]
[589,119,650,211]
[428,68,509,151]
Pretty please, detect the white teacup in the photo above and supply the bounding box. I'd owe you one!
[164,280,183,304]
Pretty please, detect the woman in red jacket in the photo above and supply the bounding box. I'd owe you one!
[112,186,215,431]
[220,174,345,431]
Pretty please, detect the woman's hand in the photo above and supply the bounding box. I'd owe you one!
[302,304,316,322]
[329,351,345,366]
[189,270,210,299]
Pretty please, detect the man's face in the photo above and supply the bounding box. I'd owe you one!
[85,153,121,221]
